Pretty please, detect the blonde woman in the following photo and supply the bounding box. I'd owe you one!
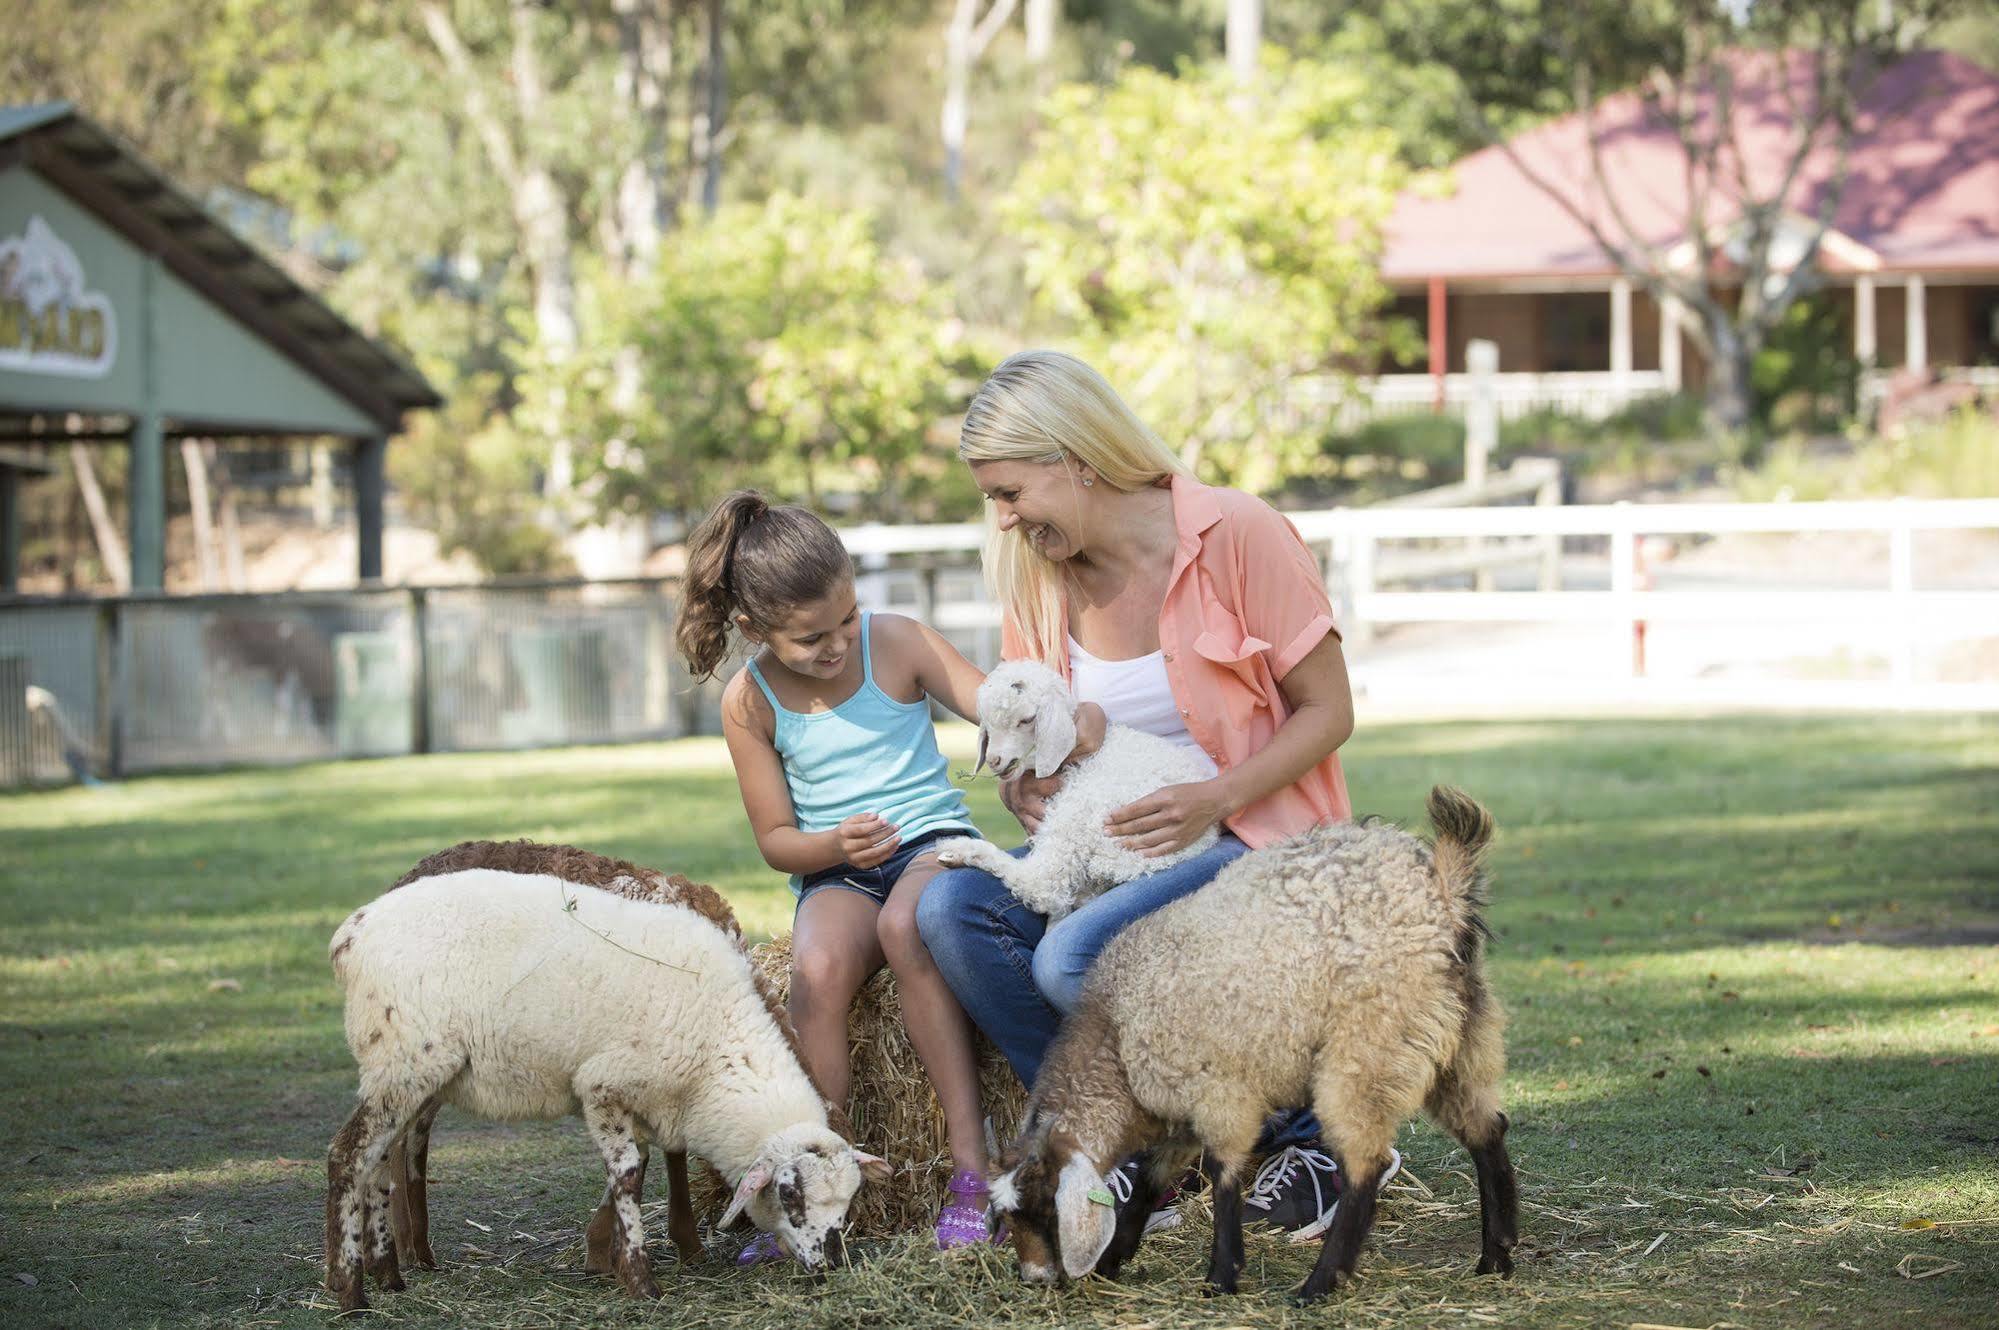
[916,350,1365,1237]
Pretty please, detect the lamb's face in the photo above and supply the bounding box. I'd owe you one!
[724,1127,887,1270]
[988,1126,1116,1286]
[975,661,1077,782]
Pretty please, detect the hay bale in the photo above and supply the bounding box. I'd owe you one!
[693,933,1027,1238]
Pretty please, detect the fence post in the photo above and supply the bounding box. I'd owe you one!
[1346,526,1376,648]
[1535,462,1562,592]
[410,587,432,755]
[1466,339,1498,592]
[1610,503,1638,681]
[917,560,940,630]
[98,600,123,779]
[1889,500,1915,691]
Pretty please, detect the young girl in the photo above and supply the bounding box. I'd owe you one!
[676,490,998,1257]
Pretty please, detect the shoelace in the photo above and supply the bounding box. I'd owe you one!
[1104,1163,1135,1205]
[1242,1145,1339,1212]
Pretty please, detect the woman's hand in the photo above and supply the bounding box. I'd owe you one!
[836,812,900,869]
[1104,781,1232,858]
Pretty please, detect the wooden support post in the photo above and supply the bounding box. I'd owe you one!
[1904,275,1927,372]
[0,470,16,594]
[1854,275,1877,366]
[355,434,386,583]
[1610,277,1633,387]
[1427,276,1447,412]
[128,413,165,591]
[1660,294,1683,392]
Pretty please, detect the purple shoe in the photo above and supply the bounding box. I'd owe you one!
[936,1169,992,1250]
[735,1232,786,1266]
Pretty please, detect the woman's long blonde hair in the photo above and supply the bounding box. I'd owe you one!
[957,350,1186,669]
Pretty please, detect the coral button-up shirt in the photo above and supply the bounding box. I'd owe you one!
[1002,474,1352,847]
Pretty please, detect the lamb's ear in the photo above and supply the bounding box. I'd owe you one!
[851,1149,893,1183]
[1053,1156,1117,1279]
[719,1162,773,1229]
[1031,702,1077,779]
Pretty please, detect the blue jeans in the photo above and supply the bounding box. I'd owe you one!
[915,835,1321,1152]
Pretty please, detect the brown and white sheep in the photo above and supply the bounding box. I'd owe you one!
[987,786,1517,1300]
[371,841,775,1279]
[323,844,885,1312]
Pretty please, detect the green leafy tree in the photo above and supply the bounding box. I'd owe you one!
[1004,50,1408,491]
[555,195,979,523]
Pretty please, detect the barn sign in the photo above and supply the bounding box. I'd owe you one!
[0,215,117,379]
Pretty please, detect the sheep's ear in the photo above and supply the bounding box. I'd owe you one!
[1053,1156,1117,1279]
[851,1149,893,1183]
[987,1167,1022,1214]
[719,1162,773,1229]
[1031,703,1077,779]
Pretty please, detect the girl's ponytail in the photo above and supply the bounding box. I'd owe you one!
[674,489,852,680]
[677,491,769,680]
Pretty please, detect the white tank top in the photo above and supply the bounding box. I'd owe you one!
[1067,637,1220,779]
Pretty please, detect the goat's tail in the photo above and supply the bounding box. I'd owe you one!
[1427,785,1495,927]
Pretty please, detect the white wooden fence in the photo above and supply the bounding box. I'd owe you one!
[845,496,1999,712]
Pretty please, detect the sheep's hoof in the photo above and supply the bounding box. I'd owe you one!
[932,837,985,869]
[1476,1249,1515,1278]
[411,1242,437,1271]
[332,1274,370,1314]
[366,1250,405,1292]
[617,1255,662,1299]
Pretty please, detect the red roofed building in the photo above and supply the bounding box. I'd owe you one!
[1367,48,1999,421]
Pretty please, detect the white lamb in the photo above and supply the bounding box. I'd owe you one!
[322,868,887,1312]
[933,659,1219,919]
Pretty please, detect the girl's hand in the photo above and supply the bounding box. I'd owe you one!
[1000,771,1065,837]
[837,813,900,869]
[1104,782,1229,858]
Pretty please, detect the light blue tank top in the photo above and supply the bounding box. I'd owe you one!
[746,612,976,894]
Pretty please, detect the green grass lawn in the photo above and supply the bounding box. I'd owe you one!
[2,714,1995,1328]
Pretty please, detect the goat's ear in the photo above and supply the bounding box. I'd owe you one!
[1031,702,1077,779]
[1053,1155,1117,1279]
[719,1162,773,1229]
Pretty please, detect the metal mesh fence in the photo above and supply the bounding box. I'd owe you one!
[0,603,104,785]
[420,581,677,753]
[117,591,417,772]
[0,578,726,786]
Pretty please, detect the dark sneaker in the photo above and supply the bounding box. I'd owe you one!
[1242,1144,1403,1240]
[1106,1158,1183,1234]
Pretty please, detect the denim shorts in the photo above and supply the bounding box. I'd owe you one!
[797,827,977,907]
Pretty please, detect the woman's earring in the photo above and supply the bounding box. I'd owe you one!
[1082,476,1094,486]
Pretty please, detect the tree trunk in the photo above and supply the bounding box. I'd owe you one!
[690,0,727,216]
[941,0,1019,200]
[702,0,725,213]
[180,437,219,590]
[206,440,247,591]
[1226,0,1260,86]
[612,0,677,278]
[69,445,129,592]
[1704,322,1756,444]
